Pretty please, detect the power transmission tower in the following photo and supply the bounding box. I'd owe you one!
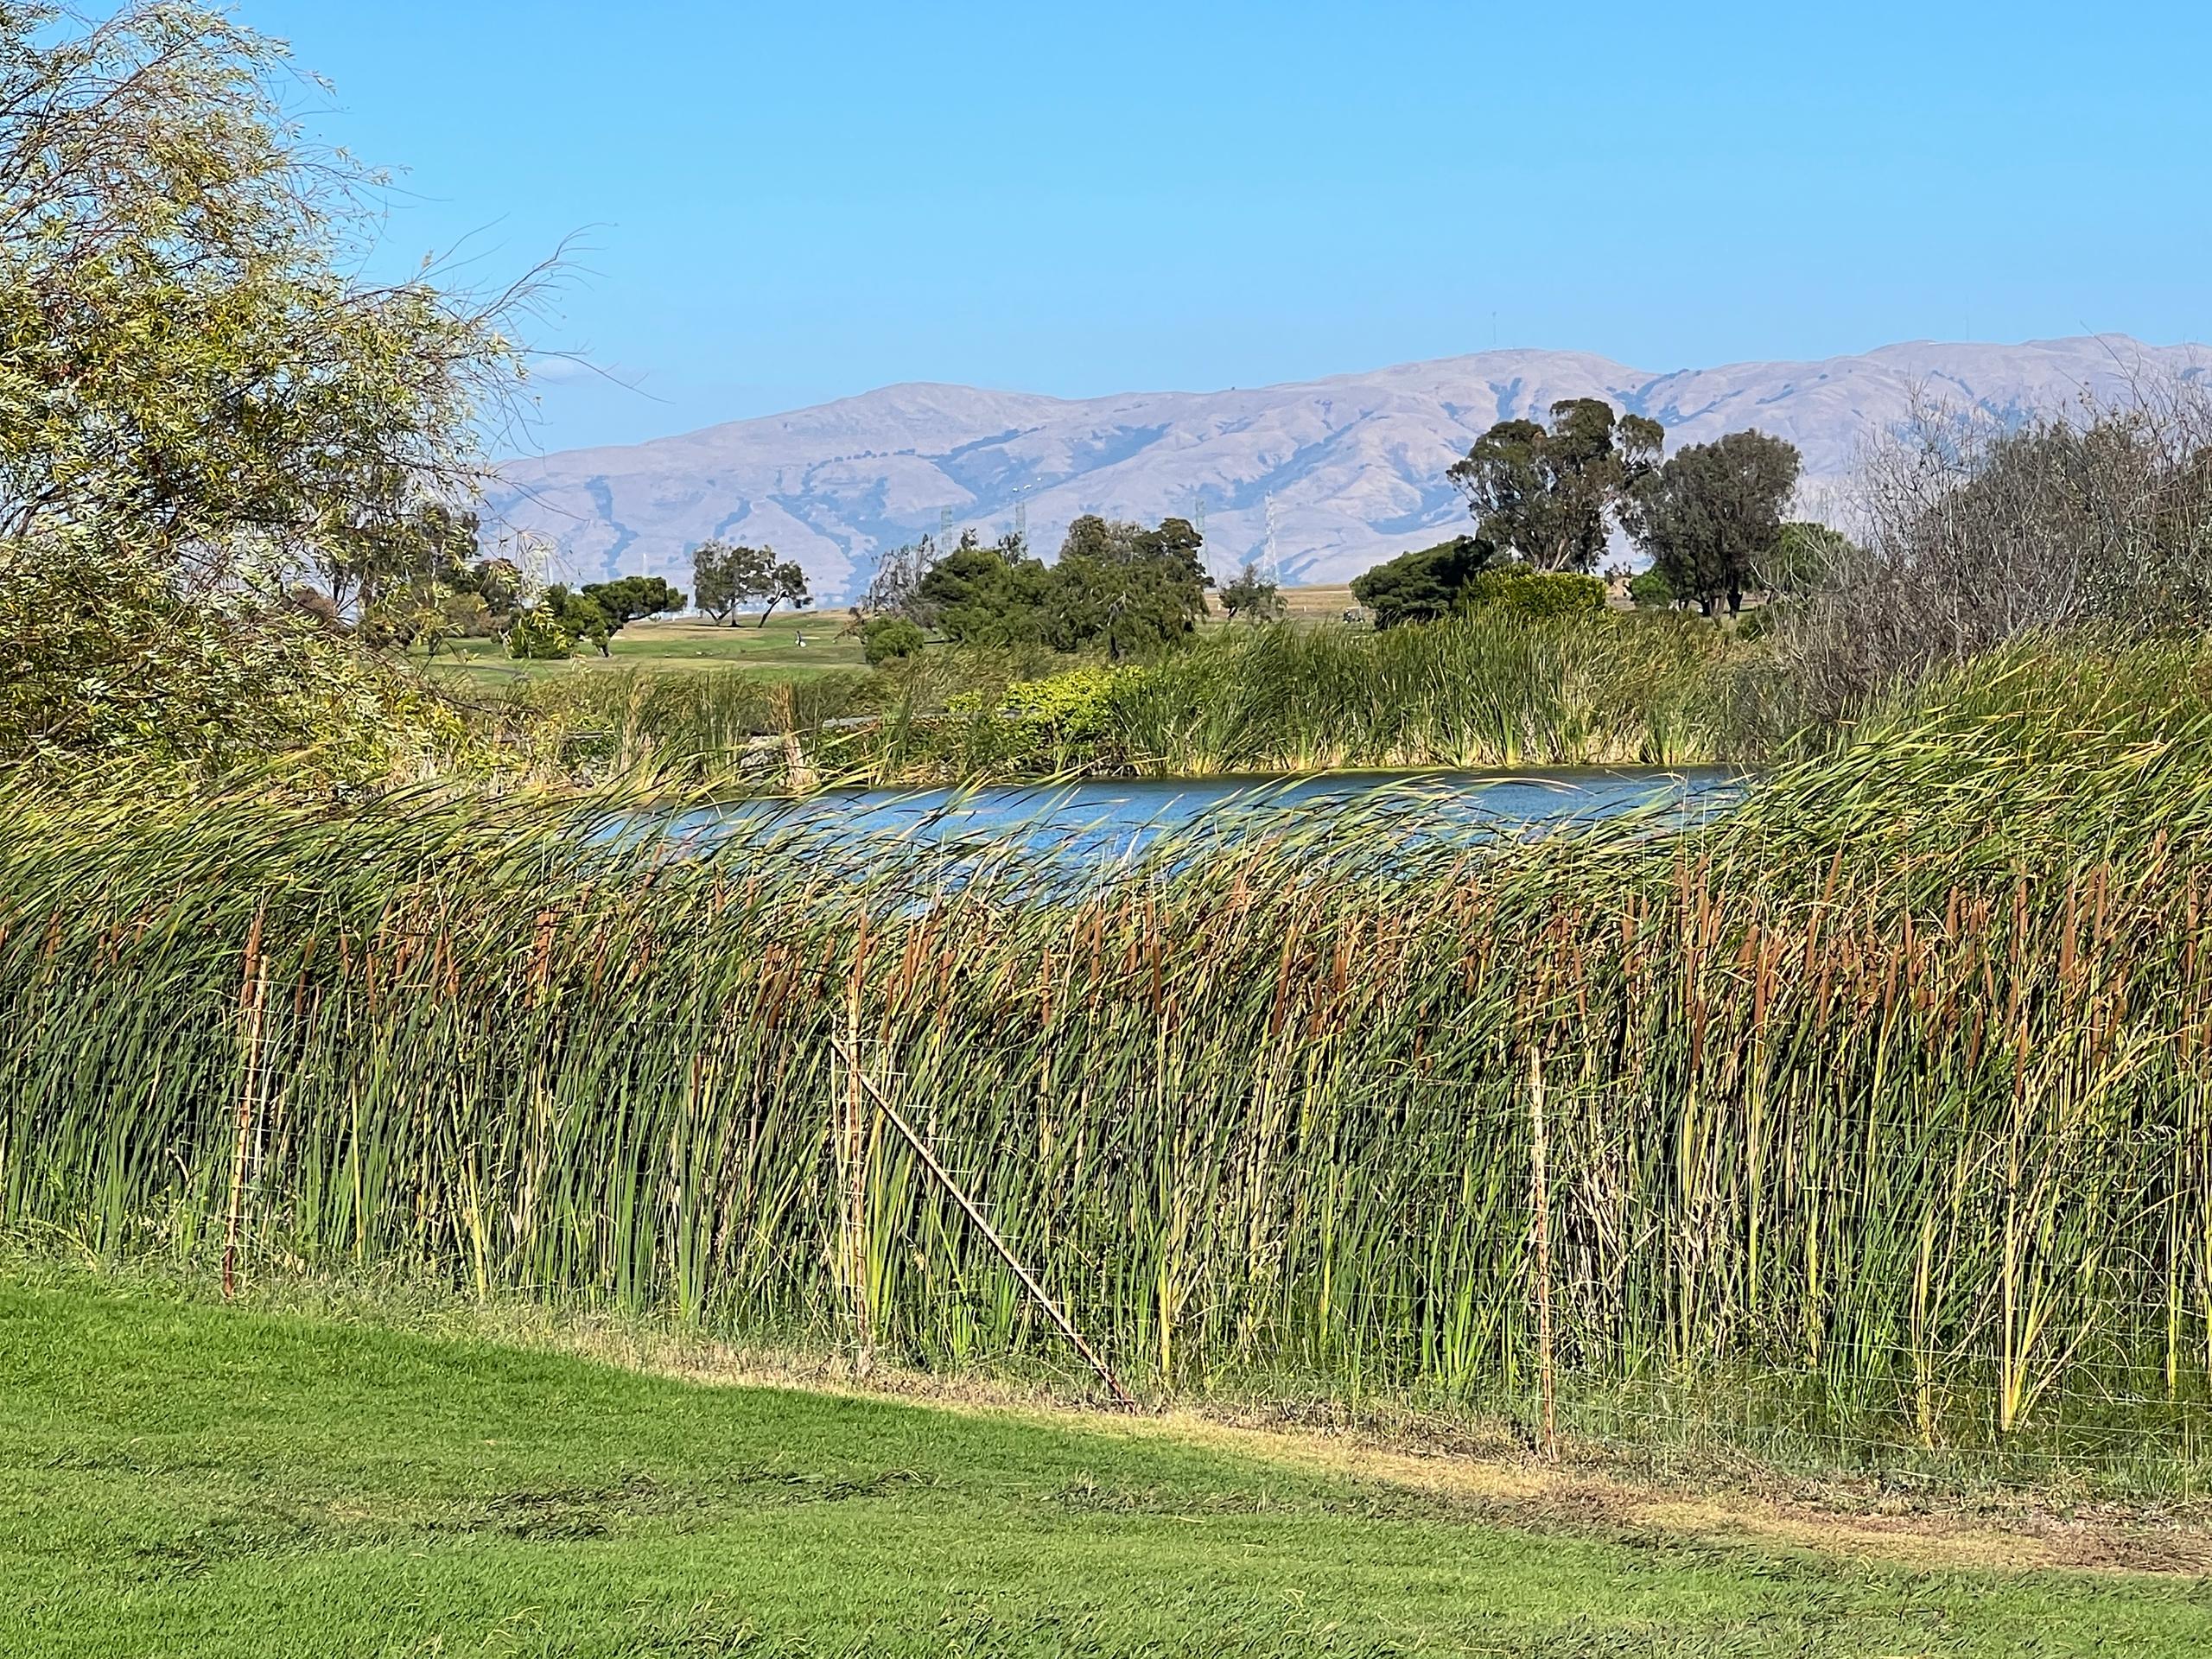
[939,506,952,549]
[1263,494,1281,585]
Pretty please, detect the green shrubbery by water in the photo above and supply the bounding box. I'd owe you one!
[9,639,2212,1488]
[519,607,1767,784]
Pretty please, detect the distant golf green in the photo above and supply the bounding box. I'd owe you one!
[419,610,867,684]
[6,1274,2209,1657]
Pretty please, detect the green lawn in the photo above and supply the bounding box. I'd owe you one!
[414,584,1367,689]
[5,1278,2209,1657]
[419,611,868,686]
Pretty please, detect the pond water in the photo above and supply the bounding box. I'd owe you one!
[666,768,1742,867]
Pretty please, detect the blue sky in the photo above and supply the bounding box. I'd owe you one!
[252,1,2211,454]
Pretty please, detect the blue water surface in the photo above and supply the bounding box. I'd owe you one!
[663,768,1743,872]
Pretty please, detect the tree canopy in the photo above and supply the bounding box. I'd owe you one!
[690,542,810,626]
[583,575,687,628]
[1217,561,1286,624]
[1044,516,1211,658]
[1350,537,1497,627]
[0,2,537,776]
[913,532,1051,645]
[1446,400,1662,573]
[1627,429,1802,614]
[912,518,1211,657]
[0,2,528,584]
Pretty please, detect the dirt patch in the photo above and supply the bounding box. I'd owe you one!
[1099,1413,2212,1578]
[101,1270,2212,1582]
[521,1324,2212,1578]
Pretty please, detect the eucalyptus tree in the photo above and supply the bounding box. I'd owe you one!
[1628,430,1802,616]
[1448,399,1664,572]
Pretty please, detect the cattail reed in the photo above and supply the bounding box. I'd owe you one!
[6,637,2212,1491]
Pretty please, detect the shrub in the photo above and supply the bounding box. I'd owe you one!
[1782,390,2212,721]
[862,616,927,665]
[936,664,1131,773]
[0,541,470,782]
[1350,537,1493,627]
[1627,569,1677,608]
[1467,568,1606,619]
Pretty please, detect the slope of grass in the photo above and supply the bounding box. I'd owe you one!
[5,1274,2209,1658]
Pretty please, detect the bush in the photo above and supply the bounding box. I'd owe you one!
[0,541,470,782]
[1350,537,1492,627]
[1627,569,1677,608]
[1467,568,1606,619]
[936,664,1131,773]
[862,616,927,665]
[507,605,574,660]
[1783,391,2212,721]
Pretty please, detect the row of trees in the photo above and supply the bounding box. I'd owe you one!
[1357,400,1809,623]
[861,517,1224,660]
[690,542,811,626]
[341,544,687,662]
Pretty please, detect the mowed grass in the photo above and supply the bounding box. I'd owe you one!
[415,582,1366,688]
[418,610,868,686]
[5,1279,2210,1658]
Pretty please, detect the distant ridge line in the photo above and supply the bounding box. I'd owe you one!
[486,335,2203,599]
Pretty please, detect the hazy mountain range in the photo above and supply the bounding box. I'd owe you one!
[487,336,2204,599]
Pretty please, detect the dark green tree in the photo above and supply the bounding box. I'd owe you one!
[1446,400,1663,572]
[690,542,803,625]
[541,585,612,656]
[690,542,810,626]
[690,541,742,623]
[861,615,926,664]
[1044,515,1211,658]
[1628,429,1802,615]
[759,557,810,627]
[582,575,686,631]
[915,537,1052,645]
[1350,537,1497,627]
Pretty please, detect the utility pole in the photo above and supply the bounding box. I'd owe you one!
[1008,478,1039,550]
